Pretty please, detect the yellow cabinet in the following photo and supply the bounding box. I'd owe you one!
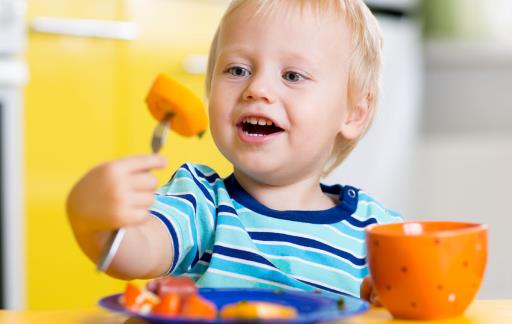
[25,0,229,309]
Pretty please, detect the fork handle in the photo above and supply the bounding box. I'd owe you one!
[97,113,170,272]
[96,228,126,272]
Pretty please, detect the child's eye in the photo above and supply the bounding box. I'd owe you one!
[226,66,251,77]
[283,71,305,83]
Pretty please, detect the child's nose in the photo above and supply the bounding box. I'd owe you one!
[242,75,276,104]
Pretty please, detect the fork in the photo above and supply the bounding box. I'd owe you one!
[96,113,173,272]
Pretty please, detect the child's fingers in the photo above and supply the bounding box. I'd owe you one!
[118,155,168,173]
[360,276,372,302]
[128,193,156,209]
[360,276,383,307]
[130,173,159,191]
[125,208,153,225]
[370,293,382,307]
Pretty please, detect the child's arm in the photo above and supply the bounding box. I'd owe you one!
[66,155,172,279]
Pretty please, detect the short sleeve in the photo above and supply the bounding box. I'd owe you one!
[150,163,220,275]
[353,190,404,225]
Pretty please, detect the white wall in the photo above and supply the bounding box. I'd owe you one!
[413,134,512,299]
[415,41,512,298]
[324,15,423,217]
[423,41,512,134]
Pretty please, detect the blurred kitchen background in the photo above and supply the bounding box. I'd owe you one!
[0,0,510,310]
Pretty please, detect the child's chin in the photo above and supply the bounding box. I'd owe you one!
[236,162,294,183]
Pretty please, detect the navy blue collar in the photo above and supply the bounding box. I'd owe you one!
[223,174,359,224]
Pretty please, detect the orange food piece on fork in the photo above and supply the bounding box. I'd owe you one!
[145,74,208,137]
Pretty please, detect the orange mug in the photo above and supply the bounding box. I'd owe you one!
[366,221,487,320]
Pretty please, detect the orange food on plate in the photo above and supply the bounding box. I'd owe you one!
[151,292,181,317]
[181,294,217,320]
[119,282,158,314]
[145,73,208,137]
[120,277,299,321]
[220,300,297,320]
[120,278,218,319]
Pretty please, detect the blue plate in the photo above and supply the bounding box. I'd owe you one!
[99,288,368,323]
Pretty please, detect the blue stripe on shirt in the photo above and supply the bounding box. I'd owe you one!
[173,194,197,213]
[248,231,366,266]
[344,216,378,227]
[150,210,180,273]
[218,204,237,215]
[182,164,215,205]
[193,165,222,184]
[213,245,276,268]
[296,278,349,296]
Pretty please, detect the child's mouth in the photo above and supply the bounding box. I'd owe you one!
[238,117,284,137]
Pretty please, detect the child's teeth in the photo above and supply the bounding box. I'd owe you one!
[244,130,264,137]
[243,117,274,125]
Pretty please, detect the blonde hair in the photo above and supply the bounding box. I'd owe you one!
[205,0,383,174]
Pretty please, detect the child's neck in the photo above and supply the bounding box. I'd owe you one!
[233,170,336,211]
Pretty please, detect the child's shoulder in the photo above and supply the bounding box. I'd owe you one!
[172,162,222,182]
[157,162,225,194]
[354,189,403,225]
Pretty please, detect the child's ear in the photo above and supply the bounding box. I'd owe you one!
[339,93,373,140]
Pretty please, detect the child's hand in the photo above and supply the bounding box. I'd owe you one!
[360,276,382,306]
[67,155,167,231]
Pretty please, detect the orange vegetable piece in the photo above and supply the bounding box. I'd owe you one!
[151,293,181,317]
[120,282,158,314]
[180,294,217,320]
[220,301,297,320]
[146,74,208,137]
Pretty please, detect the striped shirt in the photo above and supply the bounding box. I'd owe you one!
[150,163,403,297]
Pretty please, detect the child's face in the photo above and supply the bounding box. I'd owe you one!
[209,2,353,185]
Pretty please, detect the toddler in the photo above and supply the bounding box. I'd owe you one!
[67,0,402,301]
